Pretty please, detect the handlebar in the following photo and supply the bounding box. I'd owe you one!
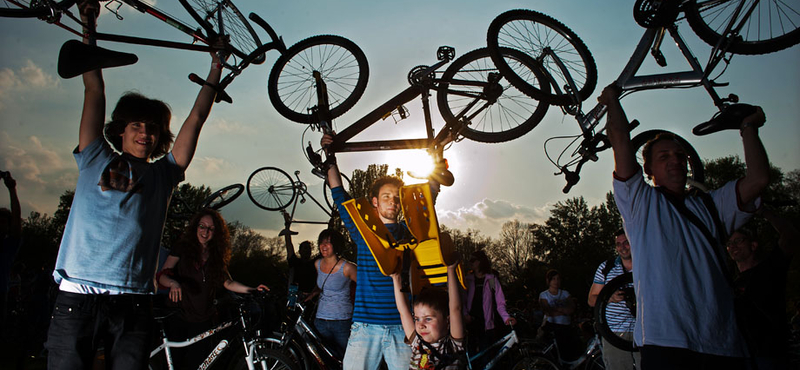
[560,119,639,193]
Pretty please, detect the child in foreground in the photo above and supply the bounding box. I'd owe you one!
[392,252,465,370]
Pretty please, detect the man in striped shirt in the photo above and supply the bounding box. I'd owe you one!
[588,229,640,369]
[322,133,419,370]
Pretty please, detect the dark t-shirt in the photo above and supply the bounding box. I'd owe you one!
[169,243,221,323]
[288,255,317,293]
[734,247,792,357]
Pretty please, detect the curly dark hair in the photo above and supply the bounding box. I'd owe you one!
[370,176,404,199]
[104,92,174,159]
[176,208,231,288]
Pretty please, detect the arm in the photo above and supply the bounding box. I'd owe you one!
[391,272,416,340]
[4,173,20,238]
[223,279,269,294]
[761,207,798,257]
[321,133,343,188]
[587,283,603,308]
[344,261,357,282]
[283,212,296,260]
[736,107,769,205]
[77,0,105,152]
[158,256,182,302]
[598,84,637,180]
[170,46,224,170]
[448,261,465,339]
[491,277,516,326]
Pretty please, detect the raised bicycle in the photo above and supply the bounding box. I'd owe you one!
[0,0,368,110]
[485,1,798,192]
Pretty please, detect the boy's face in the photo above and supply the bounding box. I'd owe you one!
[413,303,448,343]
[121,121,160,159]
[372,183,400,223]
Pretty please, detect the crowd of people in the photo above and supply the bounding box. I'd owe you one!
[1,1,798,370]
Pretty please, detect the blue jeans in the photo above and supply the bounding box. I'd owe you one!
[342,322,411,370]
[45,291,153,370]
[314,318,351,360]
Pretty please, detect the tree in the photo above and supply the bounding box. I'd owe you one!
[493,220,536,280]
[228,221,287,291]
[161,183,212,249]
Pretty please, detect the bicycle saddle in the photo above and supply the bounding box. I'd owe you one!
[58,40,138,79]
[693,103,759,136]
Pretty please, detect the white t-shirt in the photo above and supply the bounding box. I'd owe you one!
[539,289,571,325]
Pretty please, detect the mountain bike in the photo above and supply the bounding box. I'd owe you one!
[0,0,368,110]
[464,327,526,370]
[485,0,799,192]
[149,291,296,370]
[512,331,606,370]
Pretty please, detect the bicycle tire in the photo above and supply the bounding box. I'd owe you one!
[178,0,265,63]
[436,47,550,143]
[685,0,800,55]
[594,272,637,352]
[268,35,369,124]
[487,9,598,106]
[228,345,299,370]
[630,129,705,189]
[0,0,76,18]
[323,173,351,212]
[247,167,297,211]
[511,354,560,370]
[201,183,244,210]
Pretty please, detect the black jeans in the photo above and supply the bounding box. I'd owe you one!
[45,291,153,370]
[640,345,748,370]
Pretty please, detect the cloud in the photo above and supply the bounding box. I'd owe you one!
[0,60,59,110]
[211,118,258,135]
[438,198,550,238]
[184,156,237,183]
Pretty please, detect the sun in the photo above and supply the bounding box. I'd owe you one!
[384,149,458,185]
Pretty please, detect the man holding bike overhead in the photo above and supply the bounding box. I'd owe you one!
[45,1,226,369]
[601,83,769,369]
[322,132,436,370]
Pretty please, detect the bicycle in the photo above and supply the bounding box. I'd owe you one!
[462,326,528,370]
[149,290,296,370]
[512,331,606,370]
[278,43,551,182]
[0,0,368,110]
[484,1,799,192]
[594,272,637,353]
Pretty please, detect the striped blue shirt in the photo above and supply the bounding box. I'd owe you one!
[593,257,635,333]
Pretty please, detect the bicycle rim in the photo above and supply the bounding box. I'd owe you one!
[246,167,297,211]
[179,0,264,62]
[201,183,244,210]
[268,35,369,123]
[437,47,550,143]
[631,129,706,190]
[686,0,800,55]
[487,9,598,106]
[594,272,637,352]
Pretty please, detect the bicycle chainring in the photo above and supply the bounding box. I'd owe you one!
[633,0,680,29]
[407,65,434,86]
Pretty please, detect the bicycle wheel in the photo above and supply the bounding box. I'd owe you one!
[228,346,299,370]
[201,183,244,210]
[268,35,369,123]
[685,0,800,55]
[594,272,637,352]
[436,47,550,143]
[179,0,264,63]
[630,129,705,190]
[487,9,598,106]
[511,355,560,370]
[323,173,351,212]
[247,167,297,211]
[0,0,76,18]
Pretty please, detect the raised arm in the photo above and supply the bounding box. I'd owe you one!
[391,271,416,340]
[598,84,637,180]
[321,133,343,188]
[447,261,465,339]
[170,45,224,170]
[77,0,105,152]
[736,107,769,206]
[4,173,20,238]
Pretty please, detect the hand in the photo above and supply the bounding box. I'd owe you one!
[2,172,15,189]
[209,35,231,65]
[609,289,625,303]
[597,84,621,106]
[255,284,270,292]
[77,0,100,23]
[505,317,517,326]
[168,282,182,302]
[741,106,766,130]
[320,132,336,155]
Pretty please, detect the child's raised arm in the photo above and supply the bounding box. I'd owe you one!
[447,258,464,340]
[391,271,416,340]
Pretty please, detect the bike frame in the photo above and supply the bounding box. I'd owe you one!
[538,334,603,370]
[282,170,335,226]
[466,329,519,370]
[150,320,236,370]
[266,300,343,369]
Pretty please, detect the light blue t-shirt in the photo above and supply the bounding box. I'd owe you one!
[53,137,183,293]
[613,168,756,357]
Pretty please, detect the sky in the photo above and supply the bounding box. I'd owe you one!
[1,0,798,246]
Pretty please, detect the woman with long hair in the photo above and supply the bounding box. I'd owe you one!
[462,250,515,353]
[157,208,268,368]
